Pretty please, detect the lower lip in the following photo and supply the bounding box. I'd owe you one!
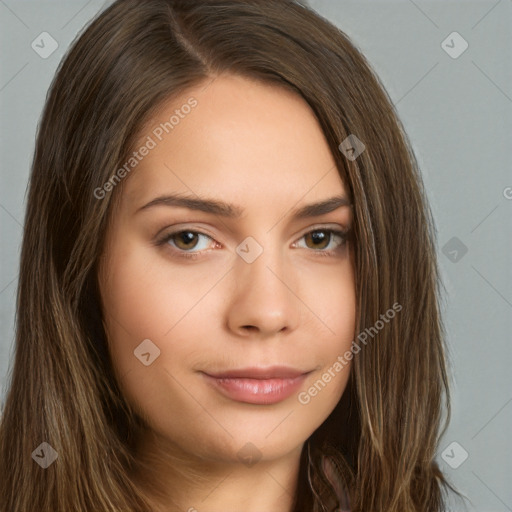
[201,373,309,405]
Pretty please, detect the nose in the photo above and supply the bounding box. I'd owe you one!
[226,241,301,338]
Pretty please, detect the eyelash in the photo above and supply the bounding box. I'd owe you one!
[154,226,351,260]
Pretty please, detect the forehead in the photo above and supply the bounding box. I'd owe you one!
[122,74,349,213]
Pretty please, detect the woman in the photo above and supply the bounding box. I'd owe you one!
[0,0,464,510]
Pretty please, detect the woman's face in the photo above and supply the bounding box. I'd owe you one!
[98,74,356,466]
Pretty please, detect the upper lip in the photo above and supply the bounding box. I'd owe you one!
[203,366,310,380]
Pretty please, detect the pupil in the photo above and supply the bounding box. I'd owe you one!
[177,231,197,248]
[310,230,328,249]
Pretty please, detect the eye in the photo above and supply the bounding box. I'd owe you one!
[157,230,215,259]
[154,226,351,260]
[292,228,350,256]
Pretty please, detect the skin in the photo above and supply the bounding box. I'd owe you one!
[98,74,356,512]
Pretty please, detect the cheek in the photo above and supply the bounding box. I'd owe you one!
[99,245,182,388]
[302,258,356,348]
[298,262,356,406]
[99,243,229,419]
[100,280,210,437]
[101,239,209,346]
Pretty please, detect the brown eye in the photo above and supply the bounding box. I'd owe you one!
[170,231,201,250]
[304,230,331,250]
[295,228,349,256]
[154,229,217,261]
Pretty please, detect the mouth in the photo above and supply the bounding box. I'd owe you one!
[200,366,312,405]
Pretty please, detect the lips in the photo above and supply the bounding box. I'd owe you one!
[205,366,308,380]
[201,366,311,405]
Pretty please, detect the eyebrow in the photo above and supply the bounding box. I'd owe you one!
[136,193,352,219]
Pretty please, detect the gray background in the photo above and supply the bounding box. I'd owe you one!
[1,0,511,510]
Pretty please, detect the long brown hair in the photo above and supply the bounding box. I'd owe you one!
[0,0,464,510]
